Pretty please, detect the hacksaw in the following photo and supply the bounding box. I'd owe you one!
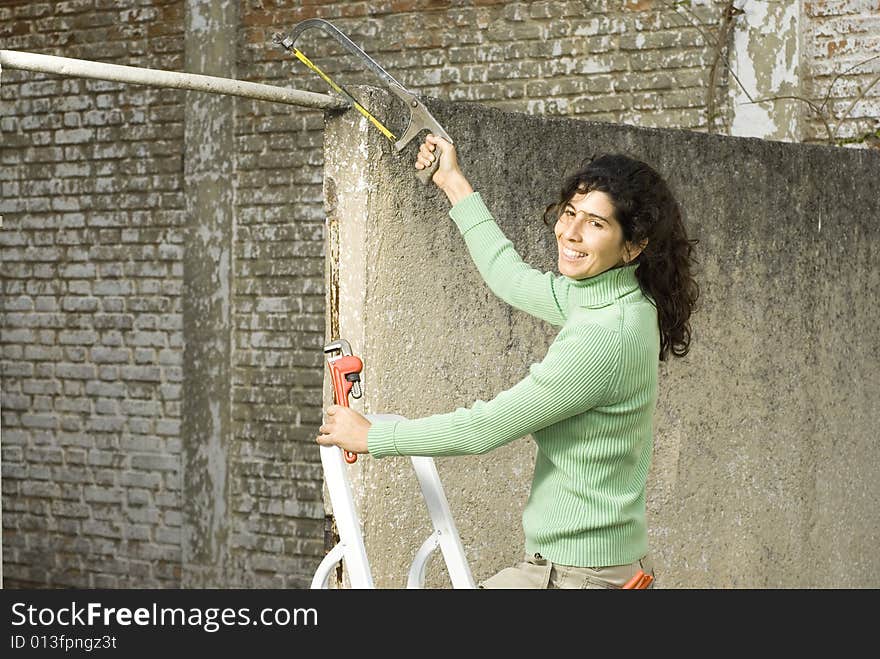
[273,19,453,185]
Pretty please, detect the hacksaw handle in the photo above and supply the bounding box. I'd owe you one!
[417,154,441,185]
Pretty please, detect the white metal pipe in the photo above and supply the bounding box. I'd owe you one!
[317,443,374,588]
[0,49,348,110]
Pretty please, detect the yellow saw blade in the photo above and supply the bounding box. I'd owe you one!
[292,47,396,142]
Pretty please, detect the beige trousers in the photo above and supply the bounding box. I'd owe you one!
[479,552,656,589]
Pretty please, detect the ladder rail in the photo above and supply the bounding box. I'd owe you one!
[315,443,374,588]
[316,339,474,589]
[367,414,476,589]
[410,455,476,589]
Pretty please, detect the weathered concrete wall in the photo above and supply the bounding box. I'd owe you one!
[180,0,236,589]
[324,88,880,588]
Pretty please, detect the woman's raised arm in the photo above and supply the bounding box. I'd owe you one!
[417,135,570,326]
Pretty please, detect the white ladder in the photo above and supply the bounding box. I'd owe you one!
[311,413,475,589]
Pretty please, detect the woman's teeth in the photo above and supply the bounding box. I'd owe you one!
[562,247,587,260]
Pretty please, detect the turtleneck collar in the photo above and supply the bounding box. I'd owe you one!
[564,263,641,308]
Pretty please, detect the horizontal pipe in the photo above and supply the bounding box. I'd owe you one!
[0,49,349,110]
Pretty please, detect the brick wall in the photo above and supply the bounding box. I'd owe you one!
[246,1,736,132]
[803,0,880,146]
[252,0,878,146]
[1,0,186,587]
[233,15,328,588]
[2,0,877,588]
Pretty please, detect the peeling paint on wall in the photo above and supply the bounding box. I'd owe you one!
[730,0,802,141]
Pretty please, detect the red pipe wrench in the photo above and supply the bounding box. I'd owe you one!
[322,338,364,464]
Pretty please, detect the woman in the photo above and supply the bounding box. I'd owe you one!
[316,134,699,588]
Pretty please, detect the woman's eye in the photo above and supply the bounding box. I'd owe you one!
[561,211,603,228]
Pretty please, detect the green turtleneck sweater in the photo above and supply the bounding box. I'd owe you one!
[367,192,660,568]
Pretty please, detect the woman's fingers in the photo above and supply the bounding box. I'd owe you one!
[415,135,440,170]
[315,406,370,455]
[317,419,335,446]
[426,133,453,152]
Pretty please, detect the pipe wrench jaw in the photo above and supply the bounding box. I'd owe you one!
[323,340,363,400]
[323,338,353,358]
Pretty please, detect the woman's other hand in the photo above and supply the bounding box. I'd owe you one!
[316,404,371,456]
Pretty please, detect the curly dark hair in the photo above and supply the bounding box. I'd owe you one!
[543,153,700,361]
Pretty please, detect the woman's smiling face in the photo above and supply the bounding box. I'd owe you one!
[554,190,632,280]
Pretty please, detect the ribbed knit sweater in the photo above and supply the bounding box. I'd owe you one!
[367,191,660,567]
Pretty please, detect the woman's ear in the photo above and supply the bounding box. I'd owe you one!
[623,238,649,263]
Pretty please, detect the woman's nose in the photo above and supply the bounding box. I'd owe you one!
[561,221,582,241]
